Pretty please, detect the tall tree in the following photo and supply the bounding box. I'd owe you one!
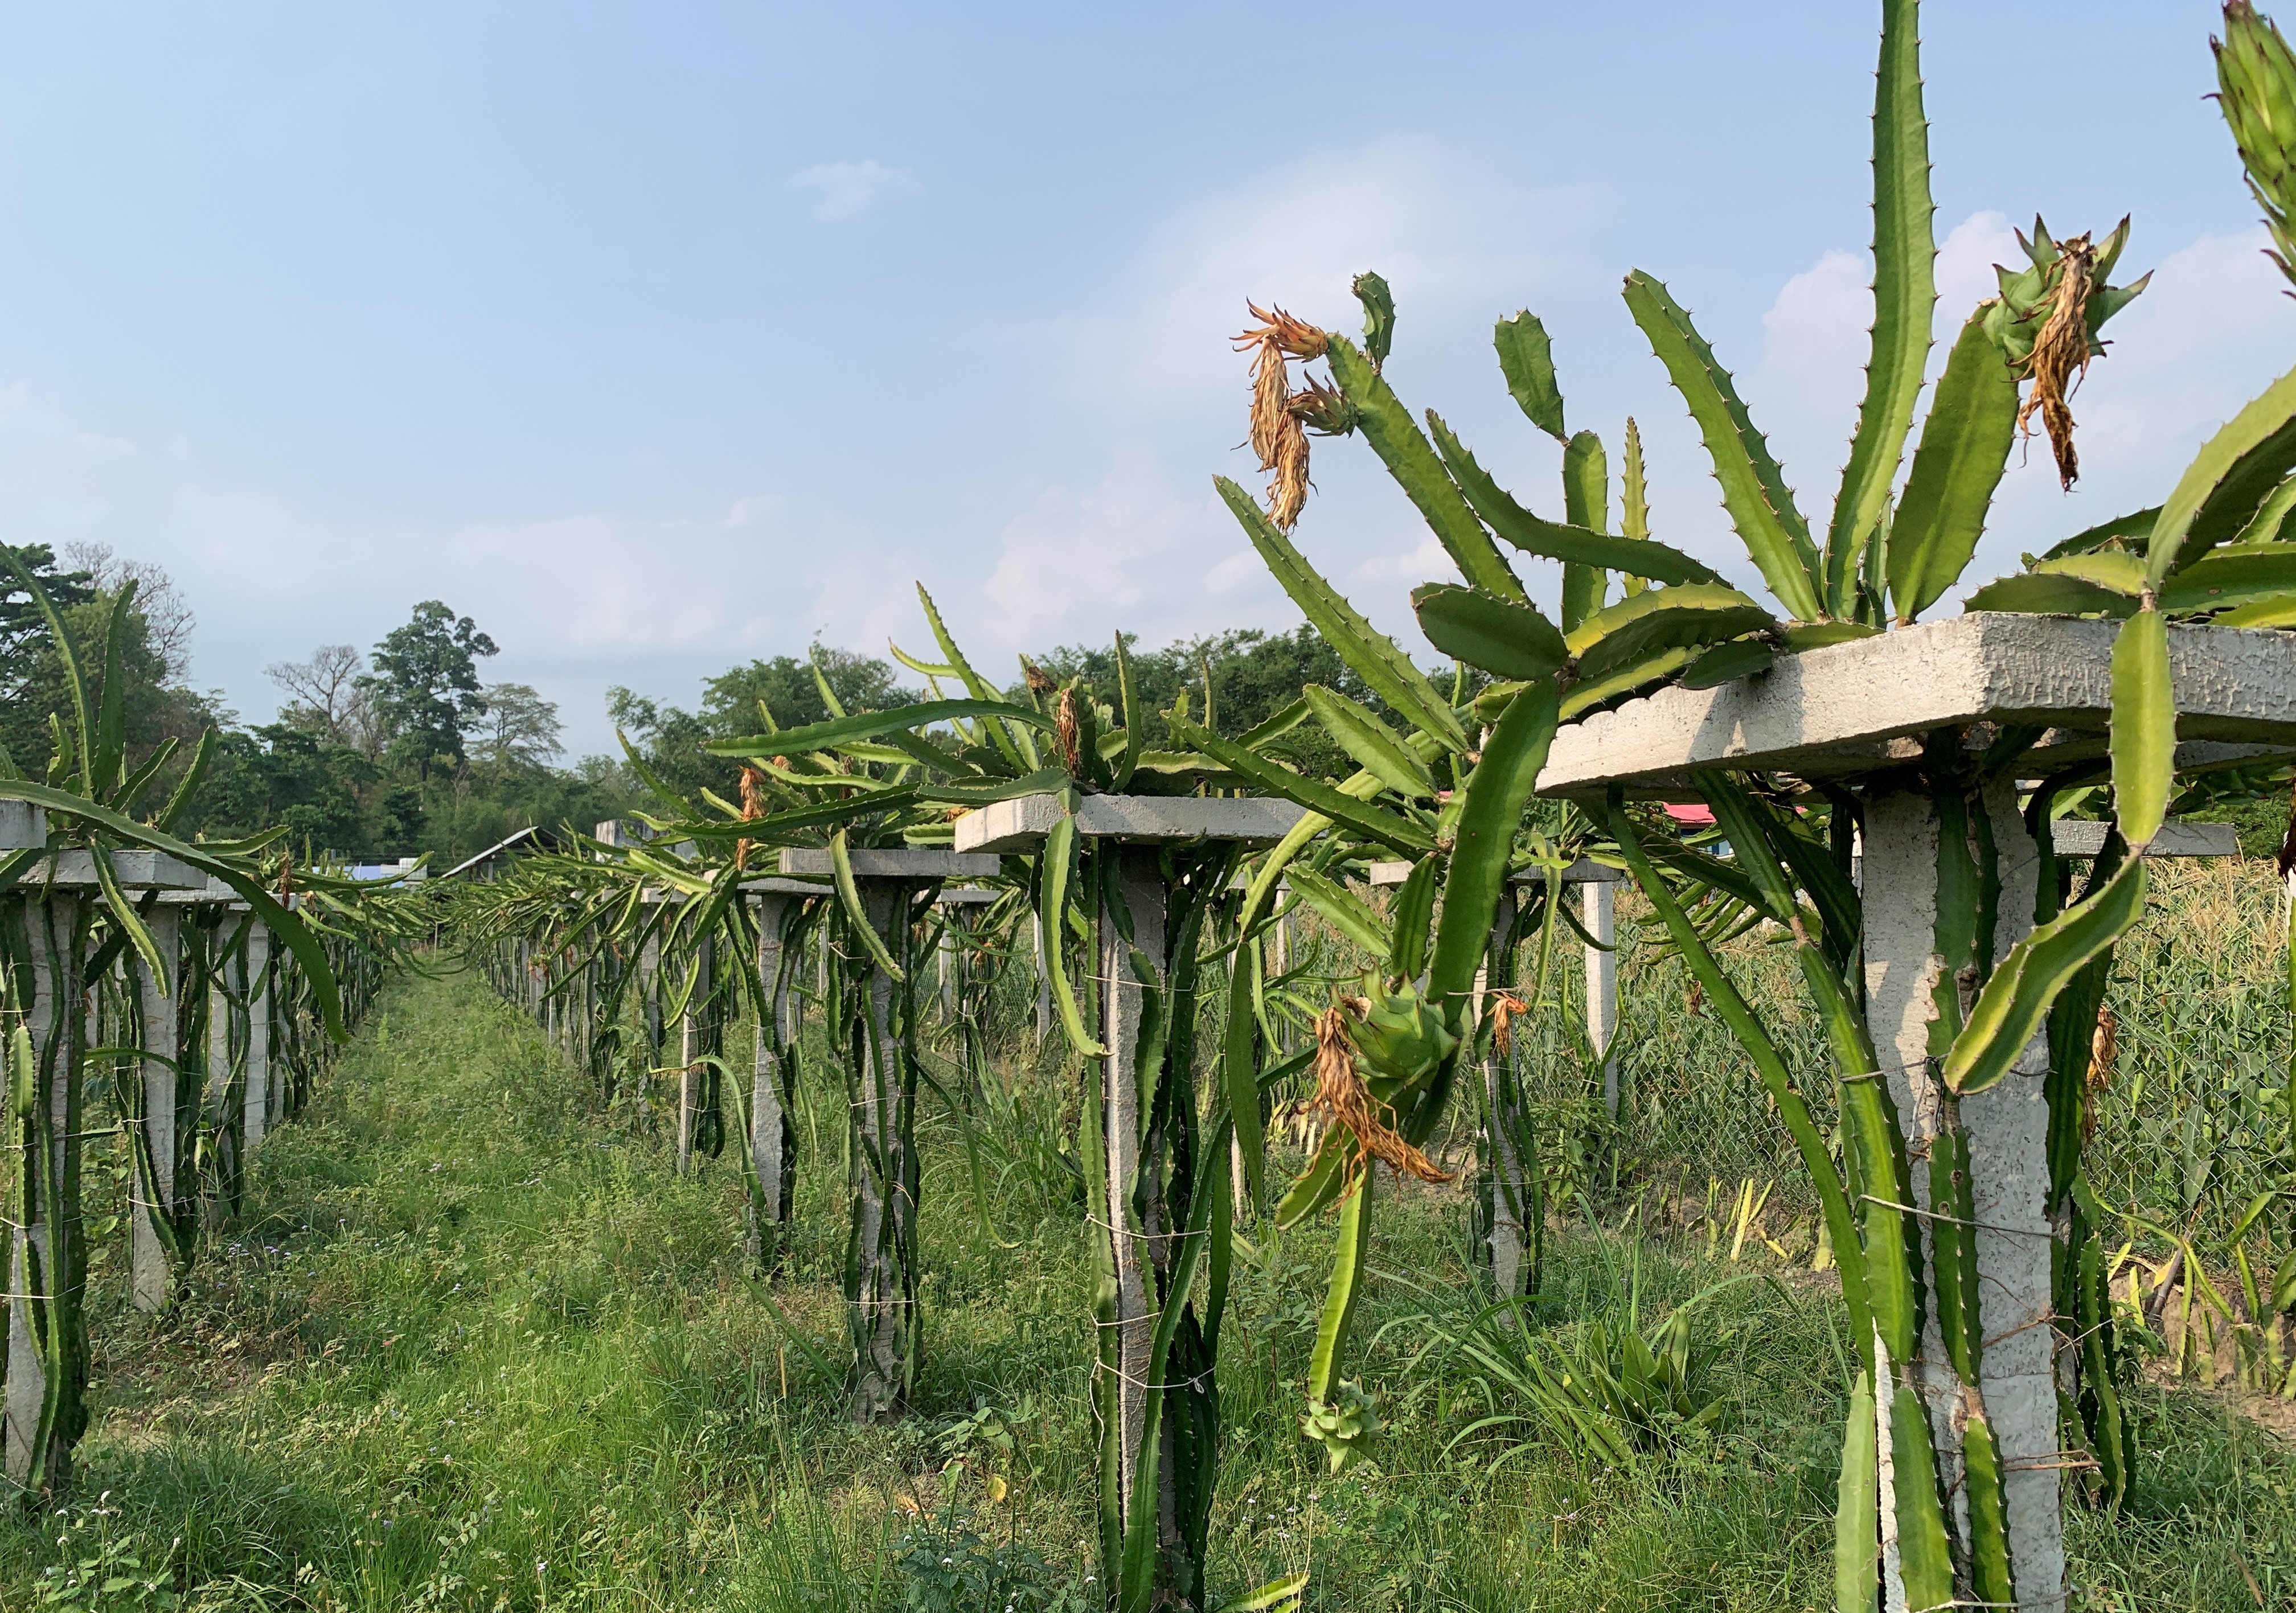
[266,644,380,753]
[361,602,498,778]
[62,543,194,680]
[0,542,93,702]
[474,682,564,774]
[1,563,178,778]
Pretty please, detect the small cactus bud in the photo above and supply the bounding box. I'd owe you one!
[2215,1,2296,292]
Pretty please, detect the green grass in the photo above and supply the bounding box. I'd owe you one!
[4,963,2291,1610]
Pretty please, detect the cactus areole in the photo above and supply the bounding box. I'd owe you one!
[1538,614,2296,1611]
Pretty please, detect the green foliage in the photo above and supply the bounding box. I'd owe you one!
[892,1505,1093,1613]
[362,600,499,777]
[0,584,191,787]
[1827,0,1934,604]
[0,542,95,708]
[1493,311,1567,442]
[11,967,2294,1609]
[1027,624,1409,781]
[1434,1265,1735,1472]
[1884,310,2018,622]
[1620,270,1823,622]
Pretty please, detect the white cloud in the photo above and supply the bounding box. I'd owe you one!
[1039,138,1585,416]
[791,159,920,221]
[977,441,1288,654]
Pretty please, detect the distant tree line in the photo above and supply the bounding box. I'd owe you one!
[4,540,1479,870]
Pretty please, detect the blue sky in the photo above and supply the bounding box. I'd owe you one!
[3,1,2290,755]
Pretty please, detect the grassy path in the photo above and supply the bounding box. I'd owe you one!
[0,967,2289,1610]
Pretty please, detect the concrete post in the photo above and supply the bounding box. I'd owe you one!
[1032,911,1052,1044]
[1479,889,1531,1306]
[205,932,230,1111]
[1100,846,1167,1546]
[640,931,663,1064]
[1584,881,1620,1117]
[851,884,914,1421]
[676,929,715,1175]
[950,791,1306,1595]
[130,908,182,1314]
[202,915,242,1230]
[776,846,998,1421]
[268,945,289,1126]
[1864,784,2061,1612]
[936,917,954,1020]
[749,893,794,1262]
[244,925,272,1150]
[7,893,83,1492]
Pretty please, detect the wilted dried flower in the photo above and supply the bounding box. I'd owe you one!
[1232,301,1329,362]
[1055,687,1081,776]
[2013,232,2098,490]
[735,764,768,871]
[2082,1003,2118,1144]
[1288,375,1358,437]
[1489,993,1531,1058]
[1267,410,1311,530]
[1310,998,1451,1185]
[1237,301,1330,530]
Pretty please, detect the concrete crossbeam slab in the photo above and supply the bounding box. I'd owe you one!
[0,802,43,851]
[1536,614,2296,798]
[1364,857,1620,886]
[153,877,241,904]
[32,849,203,890]
[778,847,1001,879]
[954,793,1306,853]
[2051,817,2237,858]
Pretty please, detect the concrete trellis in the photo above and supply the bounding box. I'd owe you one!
[2,818,199,1491]
[740,875,819,1267]
[778,845,998,1422]
[1538,613,2296,1611]
[140,876,241,1311]
[958,791,1303,1595]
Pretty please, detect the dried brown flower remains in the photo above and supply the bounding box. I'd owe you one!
[1234,301,1331,530]
[1488,993,1531,1058]
[1310,998,1452,1186]
[2082,1003,2118,1144]
[2015,232,2099,491]
[1055,687,1081,776]
[735,764,768,872]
